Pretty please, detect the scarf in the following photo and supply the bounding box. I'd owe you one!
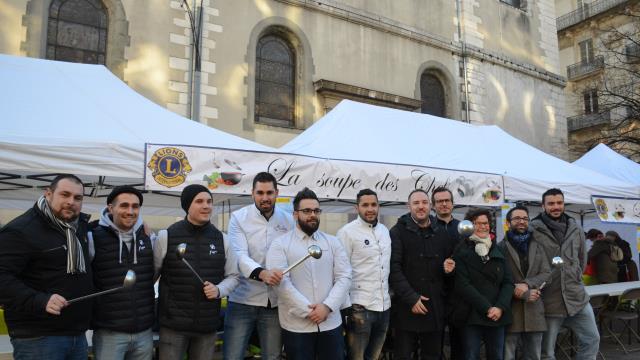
[507,230,531,255]
[469,234,492,262]
[540,212,567,245]
[37,196,86,274]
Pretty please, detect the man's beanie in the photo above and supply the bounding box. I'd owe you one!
[181,184,211,213]
[107,186,143,206]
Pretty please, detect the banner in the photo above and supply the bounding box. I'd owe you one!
[144,144,505,206]
[591,195,640,224]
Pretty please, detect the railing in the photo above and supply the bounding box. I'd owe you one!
[626,43,640,63]
[567,56,605,81]
[567,110,611,131]
[556,0,628,31]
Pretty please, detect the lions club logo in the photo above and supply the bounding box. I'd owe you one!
[147,147,192,188]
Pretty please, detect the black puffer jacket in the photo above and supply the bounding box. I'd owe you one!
[0,205,94,337]
[389,214,454,332]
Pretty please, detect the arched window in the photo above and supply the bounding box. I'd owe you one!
[47,0,108,64]
[420,73,446,117]
[255,34,295,127]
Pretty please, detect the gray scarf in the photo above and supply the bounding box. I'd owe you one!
[37,196,86,274]
[541,212,567,245]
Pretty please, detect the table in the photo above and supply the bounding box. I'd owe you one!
[585,281,640,297]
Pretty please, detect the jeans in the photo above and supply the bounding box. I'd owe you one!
[345,306,390,360]
[92,328,153,360]
[223,301,282,360]
[158,327,216,360]
[394,329,443,360]
[504,331,543,360]
[541,303,600,360]
[464,325,505,360]
[282,326,344,360]
[11,334,88,360]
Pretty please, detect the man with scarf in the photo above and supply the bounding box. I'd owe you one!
[88,186,155,359]
[530,188,599,360]
[498,205,550,360]
[0,174,94,359]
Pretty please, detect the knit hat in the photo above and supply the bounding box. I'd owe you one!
[181,184,211,213]
[107,186,143,206]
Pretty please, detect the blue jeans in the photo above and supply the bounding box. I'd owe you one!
[11,334,88,360]
[158,327,216,360]
[223,301,282,360]
[541,303,599,360]
[92,328,153,360]
[464,325,505,360]
[345,306,390,360]
[282,326,345,360]
[504,331,543,360]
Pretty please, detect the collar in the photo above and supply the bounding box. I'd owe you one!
[252,202,276,221]
[294,226,317,240]
[356,215,377,228]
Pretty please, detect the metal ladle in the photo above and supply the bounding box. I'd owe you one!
[282,245,322,275]
[539,257,565,290]
[68,269,136,304]
[457,220,475,237]
[176,243,205,284]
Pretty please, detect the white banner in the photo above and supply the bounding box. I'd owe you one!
[592,195,640,224]
[144,144,505,206]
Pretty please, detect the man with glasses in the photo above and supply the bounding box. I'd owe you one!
[266,187,351,359]
[530,188,599,360]
[337,189,391,360]
[389,189,456,360]
[498,205,550,360]
[224,172,294,360]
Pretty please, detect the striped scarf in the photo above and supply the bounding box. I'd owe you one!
[37,196,86,274]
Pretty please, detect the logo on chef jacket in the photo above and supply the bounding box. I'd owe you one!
[147,147,192,188]
[209,243,218,256]
[364,239,370,246]
[275,224,289,233]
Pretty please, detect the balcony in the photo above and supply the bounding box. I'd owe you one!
[567,110,611,131]
[557,0,628,31]
[626,43,640,63]
[567,56,604,81]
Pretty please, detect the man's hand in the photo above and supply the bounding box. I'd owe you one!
[527,289,541,302]
[443,258,455,274]
[203,281,219,299]
[487,307,503,321]
[45,294,67,315]
[307,304,331,324]
[259,269,283,286]
[411,296,429,315]
[514,283,529,299]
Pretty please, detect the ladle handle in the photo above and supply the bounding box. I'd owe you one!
[282,254,312,275]
[67,286,122,304]
[182,259,205,284]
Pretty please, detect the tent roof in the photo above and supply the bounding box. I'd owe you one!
[280,100,639,204]
[573,143,640,186]
[0,54,273,180]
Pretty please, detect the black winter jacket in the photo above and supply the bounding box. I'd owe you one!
[0,205,94,337]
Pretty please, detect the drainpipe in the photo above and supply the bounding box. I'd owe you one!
[183,0,203,123]
[455,0,471,123]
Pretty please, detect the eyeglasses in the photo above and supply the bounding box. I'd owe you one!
[510,217,529,223]
[297,208,323,215]
[435,199,452,204]
[474,221,490,227]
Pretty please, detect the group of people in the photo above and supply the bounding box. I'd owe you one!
[0,172,602,360]
[584,228,638,285]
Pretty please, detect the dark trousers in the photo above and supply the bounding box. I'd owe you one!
[446,324,465,360]
[394,329,443,360]
[464,325,505,360]
[282,326,345,360]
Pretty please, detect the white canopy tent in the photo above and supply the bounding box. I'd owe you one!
[280,100,639,205]
[0,54,274,215]
[573,143,640,186]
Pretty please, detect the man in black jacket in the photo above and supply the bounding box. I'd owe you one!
[0,174,94,359]
[389,189,456,360]
[153,184,239,360]
[88,186,155,360]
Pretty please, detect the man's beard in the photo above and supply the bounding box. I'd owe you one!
[298,218,319,237]
[255,201,274,216]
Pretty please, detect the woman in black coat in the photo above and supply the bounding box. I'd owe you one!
[454,208,514,360]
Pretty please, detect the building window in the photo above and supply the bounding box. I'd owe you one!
[584,90,599,114]
[420,73,446,117]
[46,0,108,64]
[255,34,295,127]
[500,0,521,8]
[579,39,594,64]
